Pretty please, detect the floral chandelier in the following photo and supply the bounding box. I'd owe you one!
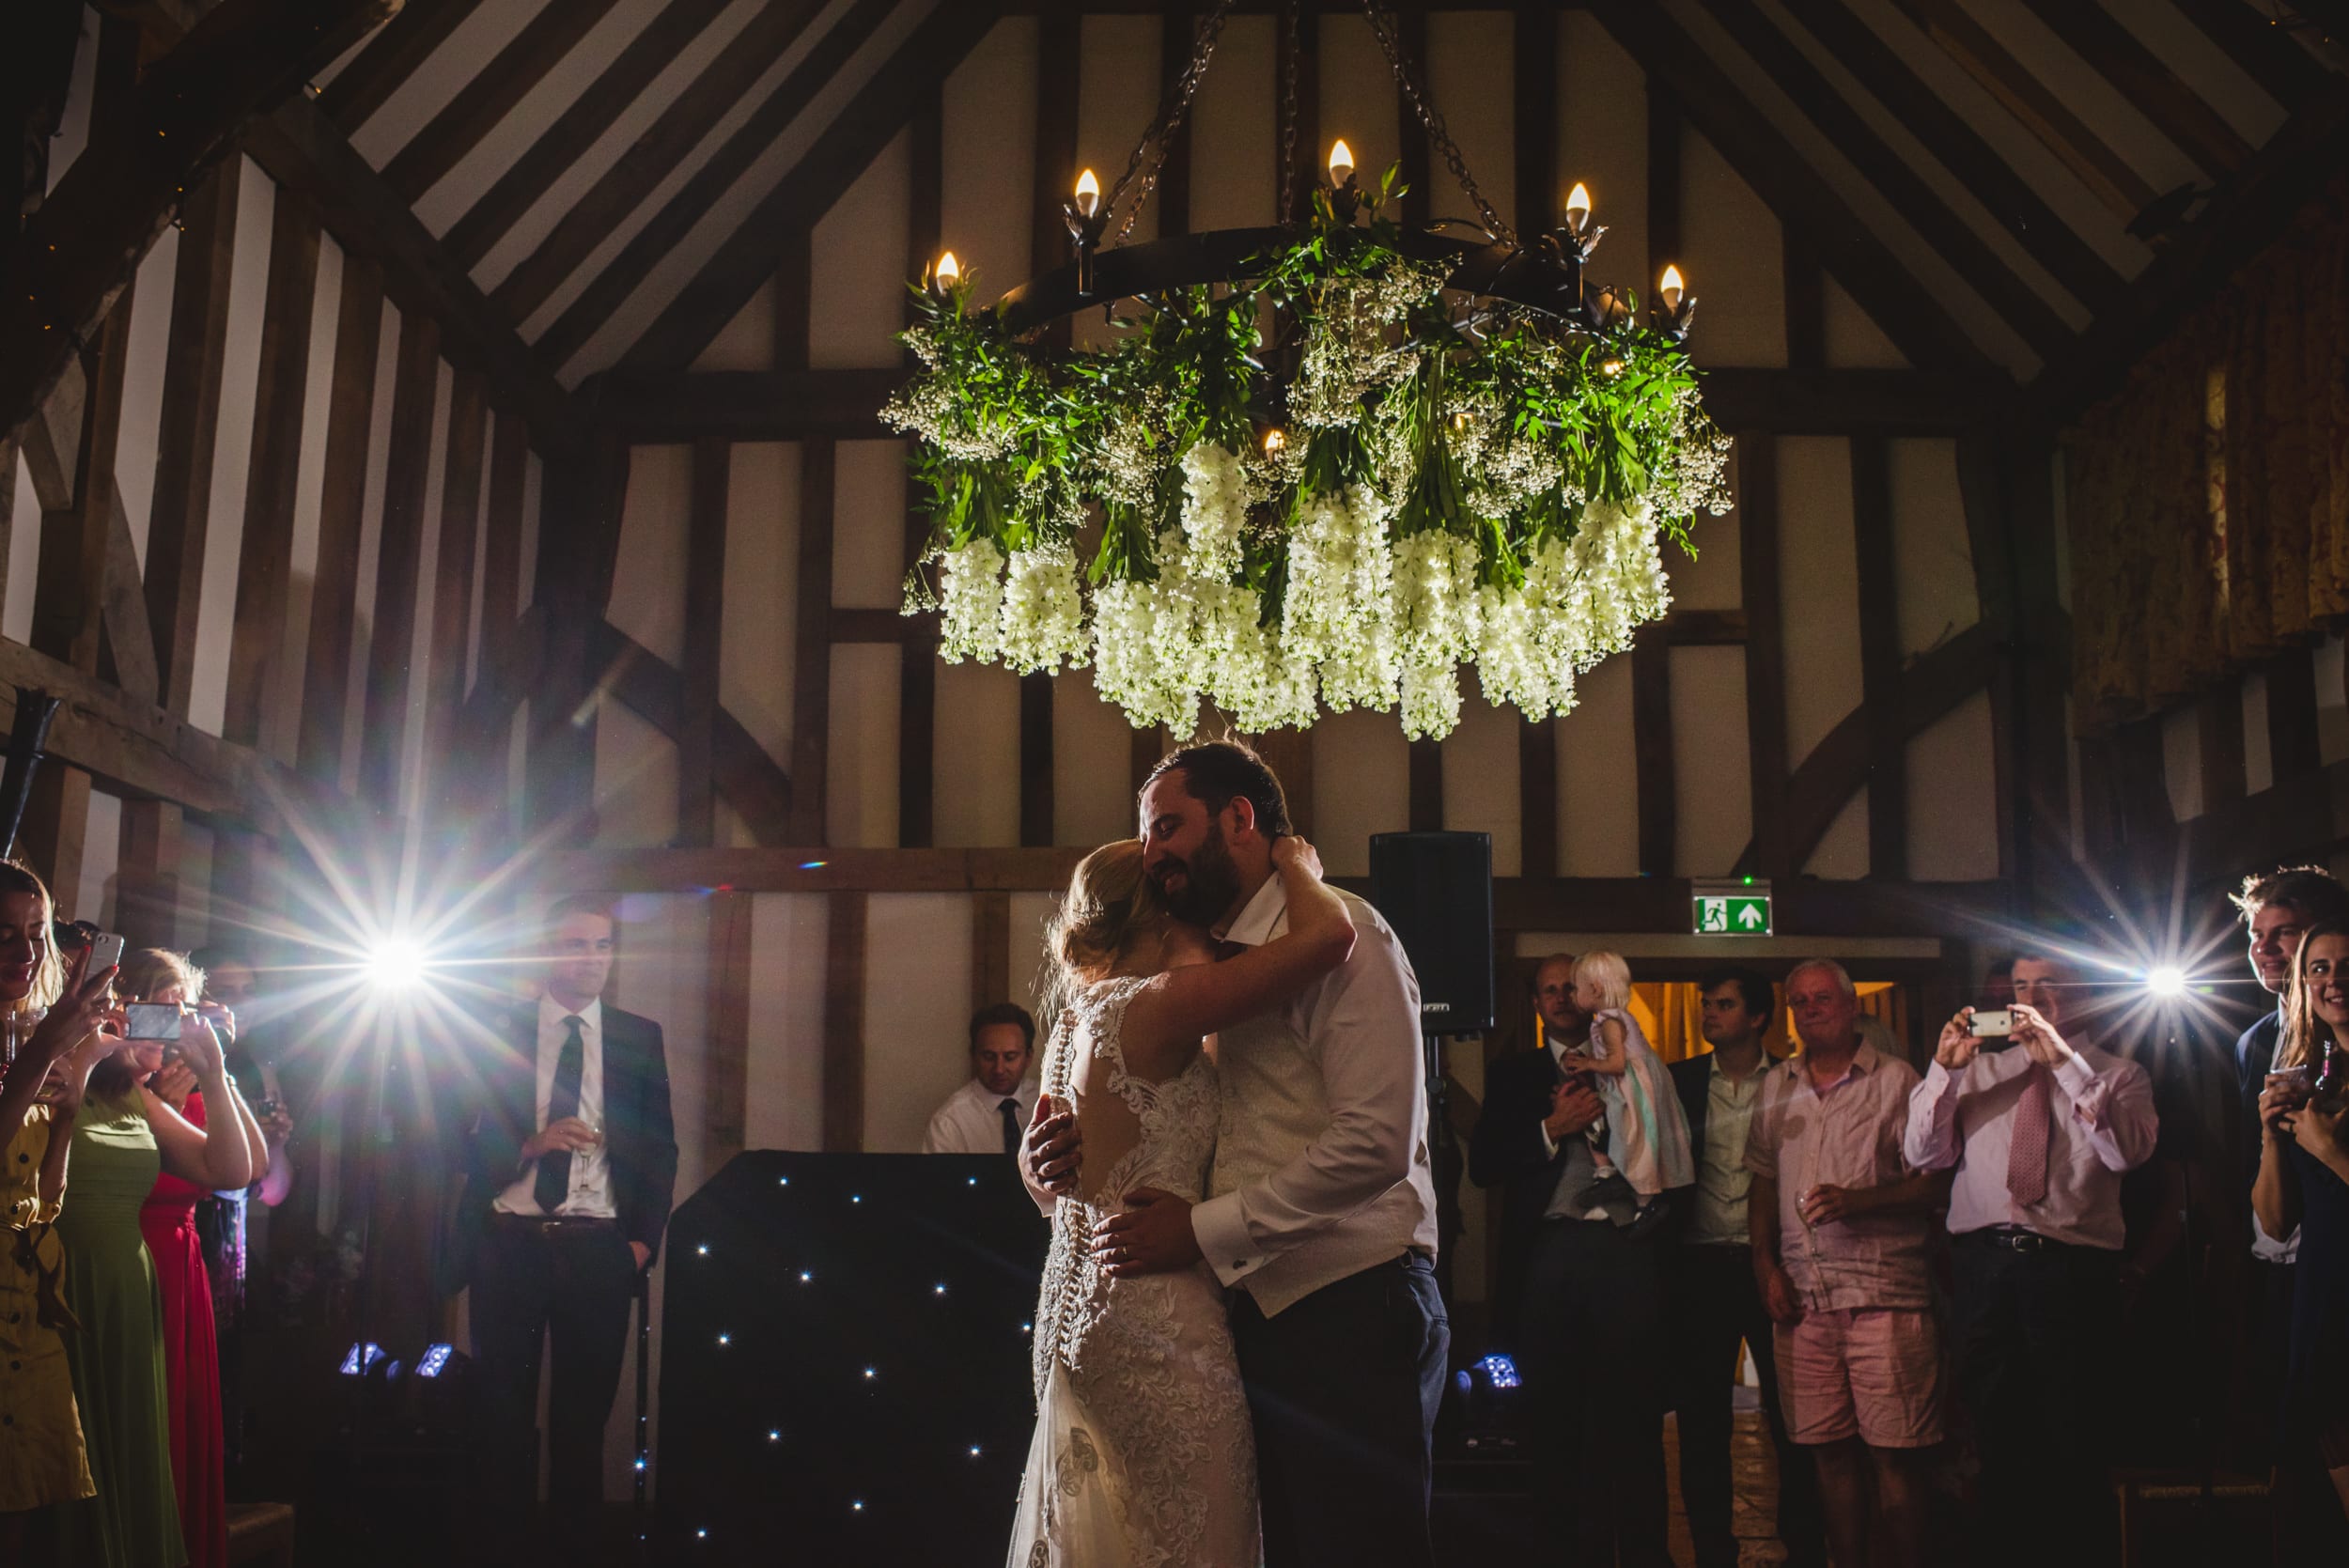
[887,0,1733,741]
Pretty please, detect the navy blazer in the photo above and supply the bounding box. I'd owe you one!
[456,1001,679,1279]
[1468,1045,1572,1342]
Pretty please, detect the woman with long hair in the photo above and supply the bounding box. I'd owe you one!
[1006,833,1353,1567]
[55,946,261,1567]
[2253,916,2349,1519]
[0,863,121,1567]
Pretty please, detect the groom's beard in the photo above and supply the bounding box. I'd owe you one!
[1154,822,1242,927]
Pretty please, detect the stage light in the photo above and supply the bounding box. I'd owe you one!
[365,938,429,991]
[417,1343,455,1378]
[2146,966,2187,998]
[338,1342,386,1376]
[1475,1353,1522,1389]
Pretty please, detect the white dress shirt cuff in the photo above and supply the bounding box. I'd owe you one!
[2050,1050,2108,1119]
[1192,1191,1262,1286]
[2251,1211,2300,1260]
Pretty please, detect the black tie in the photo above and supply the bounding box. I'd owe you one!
[535,1016,586,1212]
[999,1097,1022,1158]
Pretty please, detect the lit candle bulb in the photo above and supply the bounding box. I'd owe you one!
[1564,181,1592,233]
[1075,168,1100,219]
[1659,264,1685,311]
[1263,427,1287,456]
[933,250,959,289]
[1328,138,1355,184]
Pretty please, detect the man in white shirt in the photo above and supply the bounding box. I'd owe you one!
[921,1003,1039,1156]
[1037,741,1444,1568]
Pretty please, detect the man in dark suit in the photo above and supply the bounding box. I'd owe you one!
[459,893,677,1556]
[1470,954,1593,1348]
[1668,966,1822,1568]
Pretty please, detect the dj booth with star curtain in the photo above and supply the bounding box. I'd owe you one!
[653,1152,1050,1563]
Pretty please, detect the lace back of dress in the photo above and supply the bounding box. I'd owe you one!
[1055,982,1149,1207]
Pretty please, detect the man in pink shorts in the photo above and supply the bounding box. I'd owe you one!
[1747,959,1950,1568]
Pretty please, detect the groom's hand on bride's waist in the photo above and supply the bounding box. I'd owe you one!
[1026,1095,1082,1195]
[1097,1188,1202,1277]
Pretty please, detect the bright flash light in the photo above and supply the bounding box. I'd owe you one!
[1328,138,1354,183]
[2145,966,2187,998]
[366,938,430,991]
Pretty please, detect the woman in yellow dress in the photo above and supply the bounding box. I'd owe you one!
[0,862,127,1568]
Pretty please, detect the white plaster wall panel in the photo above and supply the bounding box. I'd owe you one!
[1906,689,1999,881]
[1313,707,1408,879]
[411,0,667,233]
[1054,673,1140,850]
[691,277,777,374]
[716,797,754,848]
[1078,15,1163,240]
[806,126,914,374]
[2081,2,2284,151]
[593,695,681,846]
[46,8,99,192]
[343,300,404,798]
[1011,891,1058,1021]
[721,442,800,769]
[1671,0,2034,376]
[1186,16,1276,232]
[567,5,932,379]
[942,17,1038,296]
[1559,14,1647,304]
[1822,276,1907,369]
[2318,633,2348,766]
[1664,452,1740,614]
[2242,670,2273,797]
[2160,702,2202,823]
[175,820,213,953]
[74,789,121,928]
[1316,14,1404,210]
[116,225,182,568]
[474,0,772,294]
[830,440,907,609]
[1557,656,1639,876]
[187,160,277,738]
[745,892,827,1151]
[1804,786,1869,878]
[611,443,692,666]
[395,361,457,823]
[1889,437,1977,658]
[309,24,375,93]
[1676,126,1784,368]
[827,644,900,847]
[1425,10,1515,229]
[1443,697,1522,878]
[1671,644,1751,876]
[272,236,348,765]
[932,662,1020,847]
[348,0,550,164]
[862,893,973,1150]
[7,457,39,644]
[1776,436,1861,768]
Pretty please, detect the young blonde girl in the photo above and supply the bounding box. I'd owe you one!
[1563,951,1695,1216]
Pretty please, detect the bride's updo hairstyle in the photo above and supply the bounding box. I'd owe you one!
[1044,840,1168,1013]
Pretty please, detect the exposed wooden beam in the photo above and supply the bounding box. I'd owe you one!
[1275,6,1320,225]
[525,445,630,838]
[223,192,322,750]
[535,0,897,371]
[379,0,624,204]
[1783,231,1824,371]
[2020,0,2252,177]
[1031,8,1080,354]
[823,892,866,1152]
[1631,637,1675,873]
[787,438,836,845]
[1394,8,1430,231]
[1779,0,2126,313]
[902,87,946,850]
[2140,0,2334,114]
[358,313,442,815]
[1157,9,1195,237]
[419,369,488,809]
[34,291,135,675]
[98,485,160,709]
[2195,683,2246,810]
[679,436,730,847]
[2267,645,2323,782]
[1591,0,1997,374]
[116,798,185,950]
[0,0,393,442]
[1514,7,1559,242]
[581,365,2001,442]
[1409,737,1443,832]
[972,890,1011,1009]
[1739,433,1790,879]
[1519,715,1558,878]
[706,890,752,1162]
[441,0,735,270]
[474,411,530,711]
[490,0,835,327]
[1850,436,1906,877]
[297,255,385,784]
[622,0,1002,375]
[319,0,482,130]
[1885,0,2156,219]
[1697,0,2077,362]
[573,618,793,846]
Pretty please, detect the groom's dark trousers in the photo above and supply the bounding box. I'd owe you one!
[1231,1251,1450,1568]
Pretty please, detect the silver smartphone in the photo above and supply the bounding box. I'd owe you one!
[87,931,125,976]
[123,1002,183,1042]
[1969,1008,2014,1038]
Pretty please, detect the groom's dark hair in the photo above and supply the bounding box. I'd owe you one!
[1145,741,1293,839]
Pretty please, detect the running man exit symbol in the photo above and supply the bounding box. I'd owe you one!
[1693,893,1772,936]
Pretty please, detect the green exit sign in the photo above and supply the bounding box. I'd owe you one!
[1693,880,1772,936]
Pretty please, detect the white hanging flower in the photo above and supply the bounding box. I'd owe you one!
[1092,577,1199,735]
[937,537,1005,663]
[1178,442,1252,581]
[1235,628,1320,734]
[1472,582,1563,720]
[1283,486,1398,713]
[1571,499,1672,663]
[1391,531,1484,672]
[1401,660,1462,742]
[998,545,1089,674]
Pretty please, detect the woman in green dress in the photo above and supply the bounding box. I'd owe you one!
[54,988,257,1568]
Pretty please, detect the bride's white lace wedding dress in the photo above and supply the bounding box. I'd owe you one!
[1006,976,1258,1568]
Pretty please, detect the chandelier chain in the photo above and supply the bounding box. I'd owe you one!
[1105,0,1240,245]
[1358,2,1515,245]
[1278,0,1302,223]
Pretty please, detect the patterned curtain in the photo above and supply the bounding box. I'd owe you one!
[2068,175,2349,733]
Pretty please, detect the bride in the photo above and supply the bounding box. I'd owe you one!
[1008,832,1354,1568]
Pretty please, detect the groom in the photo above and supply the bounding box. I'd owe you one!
[1030,740,1448,1568]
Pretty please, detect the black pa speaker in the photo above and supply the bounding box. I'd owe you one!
[1368,831,1495,1034]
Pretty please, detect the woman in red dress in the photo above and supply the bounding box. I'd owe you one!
[125,949,261,1568]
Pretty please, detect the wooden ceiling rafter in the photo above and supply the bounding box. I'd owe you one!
[622,0,1003,376]
[319,0,485,129]
[2018,0,2253,178]
[379,0,626,204]
[2166,0,2335,110]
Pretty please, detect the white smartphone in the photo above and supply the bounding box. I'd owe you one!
[1969,1008,2014,1038]
[87,931,125,976]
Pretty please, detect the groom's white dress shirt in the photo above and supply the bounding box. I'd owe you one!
[1189,877,1439,1316]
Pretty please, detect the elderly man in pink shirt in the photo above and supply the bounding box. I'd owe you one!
[1906,950,2157,1566]
[1748,958,1948,1568]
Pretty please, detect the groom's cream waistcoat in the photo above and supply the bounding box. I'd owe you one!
[1189,880,1439,1316]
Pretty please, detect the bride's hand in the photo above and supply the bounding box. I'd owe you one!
[1270,835,1323,880]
